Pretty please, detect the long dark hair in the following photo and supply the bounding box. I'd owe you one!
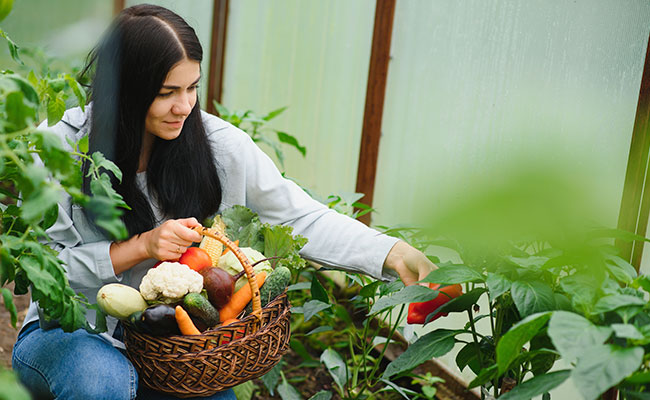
[80,4,221,236]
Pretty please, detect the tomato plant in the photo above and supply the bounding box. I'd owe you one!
[178,247,212,272]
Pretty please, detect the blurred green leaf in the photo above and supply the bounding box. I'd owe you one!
[548,311,612,363]
[496,312,551,375]
[383,329,459,378]
[421,264,484,284]
[511,281,556,318]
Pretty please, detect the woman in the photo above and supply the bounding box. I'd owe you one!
[12,4,434,400]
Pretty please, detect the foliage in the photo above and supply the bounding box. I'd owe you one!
[0,22,127,334]
[213,100,306,171]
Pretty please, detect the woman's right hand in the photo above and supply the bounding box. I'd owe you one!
[141,217,203,261]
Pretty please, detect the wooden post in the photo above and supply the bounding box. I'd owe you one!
[616,32,650,271]
[113,0,125,16]
[206,0,229,114]
[355,0,396,225]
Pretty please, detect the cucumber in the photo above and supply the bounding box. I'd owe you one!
[245,266,291,314]
[183,292,220,328]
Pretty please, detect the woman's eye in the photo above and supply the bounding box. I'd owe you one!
[158,92,173,97]
[189,85,198,91]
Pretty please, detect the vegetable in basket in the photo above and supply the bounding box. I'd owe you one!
[139,262,203,304]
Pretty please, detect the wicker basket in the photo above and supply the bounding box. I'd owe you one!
[122,227,292,398]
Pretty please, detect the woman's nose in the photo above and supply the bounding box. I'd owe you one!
[173,93,193,116]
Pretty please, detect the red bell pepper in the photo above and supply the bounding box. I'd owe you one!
[407,283,463,324]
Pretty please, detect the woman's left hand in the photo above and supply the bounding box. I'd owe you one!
[383,241,436,286]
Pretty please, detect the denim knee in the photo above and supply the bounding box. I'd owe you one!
[12,324,138,400]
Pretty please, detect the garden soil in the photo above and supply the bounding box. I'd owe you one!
[0,283,30,368]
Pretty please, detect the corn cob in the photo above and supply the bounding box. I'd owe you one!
[199,215,226,266]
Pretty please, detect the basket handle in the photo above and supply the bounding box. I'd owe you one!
[192,226,263,326]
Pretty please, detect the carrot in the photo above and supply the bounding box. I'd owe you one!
[175,305,201,335]
[221,239,239,256]
[219,271,267,322]
[221,318,240,326]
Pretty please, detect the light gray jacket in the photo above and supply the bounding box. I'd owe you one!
[23,106,399,347]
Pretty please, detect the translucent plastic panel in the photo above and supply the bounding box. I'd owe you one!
[374,0,650,234]
[125,0,214,107]
[375,0,650,394]
[0,0,112,69]
[222,0,375,198]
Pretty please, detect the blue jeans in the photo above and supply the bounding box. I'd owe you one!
[12,322,236,400]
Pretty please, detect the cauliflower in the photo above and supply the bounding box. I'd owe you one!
[139,262,203,302]
[218,247,273,291]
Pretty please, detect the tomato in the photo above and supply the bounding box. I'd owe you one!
[178,247,212,272]
[407,283,463,324]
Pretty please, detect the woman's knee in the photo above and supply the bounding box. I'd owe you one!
[12,326,138,400]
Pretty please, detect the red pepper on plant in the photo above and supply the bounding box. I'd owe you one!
[407,283,463,324]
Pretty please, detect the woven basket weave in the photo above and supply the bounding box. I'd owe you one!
[122,227,292,398]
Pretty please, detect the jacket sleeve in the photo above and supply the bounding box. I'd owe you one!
[212,127,400,281]
[35,114,121,291]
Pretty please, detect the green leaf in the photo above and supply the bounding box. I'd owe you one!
[624,371,650,384]
[232,381,255,400]
[425,288,486,321]
[455,342,480,371]
[307,391,332,400]
[359,280,382,298]
[321,348,347,391]
[547,311,612,364]
[605,256,637,284]
[0,29,24,65]
[0,368,31,400]
[287,282,310,291]
[369,285,438,315]
[1,287,18,328]
[306,325,333,336]
[262,223,307,270]
[511,281,556,318]
[572,345,643,400]
[611,323,644,340]
[20,184,60,223]
[277,372,302,400]
[593,294,646,314]
[276,131,306,157]
[496,312,551,375]
[260,362,283,396]
[468,364,498,389]
[499,370,571,400]
[292,300,331,322]
[91,152,122,182]
[421,264,484,284]
[65,75,86,111]
[310,274,329,303]
[46,93,66,126]
[383,329,459,378]
[77,135,89,154]
[262,106,288,121]
[486,273,512,299]
[222,205,265,252]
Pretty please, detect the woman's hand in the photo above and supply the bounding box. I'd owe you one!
[141,217,203,261]
[110,217,203,275]
[383,241,436,286]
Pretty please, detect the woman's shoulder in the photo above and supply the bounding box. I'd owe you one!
[38,105,91,150]
[201,110,251,148]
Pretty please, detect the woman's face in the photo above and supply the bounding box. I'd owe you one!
[145,58,201,140]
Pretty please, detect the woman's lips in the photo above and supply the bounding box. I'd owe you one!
[165,120,184,128]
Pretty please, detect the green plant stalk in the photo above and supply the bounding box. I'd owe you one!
[465,283,485,372]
